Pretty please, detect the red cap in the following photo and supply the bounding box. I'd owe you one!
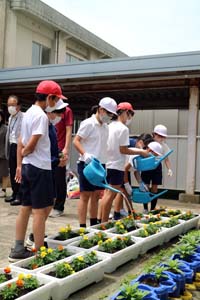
[117,102,134,112]
[36,80,67,99]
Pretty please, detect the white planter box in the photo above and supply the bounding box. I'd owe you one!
[94,236,143,273]
[0,273,55,300]
[131,228,167,254]
[162,221,185,243]
[181,215,200,233]
[90,221,116,232]
[10,246,81,274]
[38,251,111,300]
[69,232,114,251]
[45,228,94,249]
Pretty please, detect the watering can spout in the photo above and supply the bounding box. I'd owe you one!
[154,149,173,168]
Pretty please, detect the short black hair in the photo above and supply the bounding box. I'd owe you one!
[8,95,21,105]
[53,107,66,114]
[35,93,48,101]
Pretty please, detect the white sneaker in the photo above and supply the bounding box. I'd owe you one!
[49,209,64,218]
[0,190,5,198]
[120,209,128,217]
[109,212,113,219]
[143,209,148,214]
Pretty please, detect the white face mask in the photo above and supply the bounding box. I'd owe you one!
[99,114,112,124]
[8,106,17,116]
[50,116,61,125]
[45,105,57,113]
[126,119,132,126]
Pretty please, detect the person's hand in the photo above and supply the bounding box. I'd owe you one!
[15,166,22,183]
[139,182,149,192]
[140,149,150,157]
[124,182,132,195]
[62,149,69,161]
[58,157,67,167]
[167,169,173,177]
[83,152,94,164]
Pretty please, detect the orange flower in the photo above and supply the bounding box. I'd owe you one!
[58,245,64,251]
[32,264,38,270]
[7,283,12,288]
[16,279,24,287]
[4,266,11,274]
[101,225,106,230]
[31,247,37,253]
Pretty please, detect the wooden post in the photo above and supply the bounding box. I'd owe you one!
[186,86,199,194]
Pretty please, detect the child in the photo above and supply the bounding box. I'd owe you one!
[141,124,172,213]
[101,102,149,222]
[73,97,118,227]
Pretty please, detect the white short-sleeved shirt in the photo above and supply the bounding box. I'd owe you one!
[127,152,139,171]
[160,142,170,156]
[106,121,129,171]
[21,105,51,170]
[77,114,109,164]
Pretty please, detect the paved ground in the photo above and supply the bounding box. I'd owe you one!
[0,190,200,299]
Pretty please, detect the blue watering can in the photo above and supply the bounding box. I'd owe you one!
[83,158,121,193]
[133,149,173,172]
[132,188,168,204]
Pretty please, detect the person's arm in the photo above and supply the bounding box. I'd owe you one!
[120,146,149,157]
[124,162,132,183]
[165,157,173,176]
[22,134,42,157]
[73,135,85,156]
[15,136,24,183]
[62,125,72,160]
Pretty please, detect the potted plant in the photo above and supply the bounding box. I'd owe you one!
[0,273,55,300]
[160,217,185,243]
[70,232,108,249]
[140,214,161,224]
[39,250,111,300]
[160,209,182,217]
[96,236,142,273]
[45,225,89,248]
[135,266,176,300]
[111,216,138,234]
[109,282,159,300]
[178,211,200,233]
[96,221,116,231]
[11,245,78,273]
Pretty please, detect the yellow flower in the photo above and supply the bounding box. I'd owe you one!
[83,235,88,240]
[116,221,121,225]
[40,246,46,252]
[40,251,47,258]
[59,227,66,233]
[77,256,84,261]
[18,274,25,280]
[106,238,112,243]
[120,225,124,229]
[144,230,149,236]
[47,248,53,253]
[98,240,103,245]
[64,263,71,268]
[79,228,86,233]
[26,274,32,279]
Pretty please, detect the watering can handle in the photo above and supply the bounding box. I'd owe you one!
[159,149,173,162]
[149,189,168,201]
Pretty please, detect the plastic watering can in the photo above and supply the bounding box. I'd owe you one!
[133,149,173,172]
[132,188,168,204]
[83,158,121,194]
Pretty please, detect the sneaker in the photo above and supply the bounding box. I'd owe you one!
[143,209,148,214]
[0,190,6,198]
[120,209,128,217]
[49,209,64,218]
[108,212,113,219]
[8,247,34,263]
[26,233,34,248]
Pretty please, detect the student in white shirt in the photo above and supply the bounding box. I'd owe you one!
[101,102,149,222]
[73,97,117,227]
[9,80,67,262]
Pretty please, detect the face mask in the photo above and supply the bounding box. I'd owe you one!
[50,116,61,125]
[8,106,17,115]
[100,114,111,124]
[45,105,57,113]
[126,119,132,126]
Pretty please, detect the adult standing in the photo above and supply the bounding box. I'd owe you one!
[49,100,73,217]
[5,95,23,205]
[9,80,66,261]
[0,110,9,198]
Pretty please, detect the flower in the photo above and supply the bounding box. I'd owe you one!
[4,267,11,274]
[18,274,25,280]
[40,251,47,258]
[57,245,64,251]
[77,256,84,261]
[40,246,46,252]
[16,279,24,287]
[47,248,53,253]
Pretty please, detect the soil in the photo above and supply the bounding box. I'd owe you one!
[0,287,43,300]
[141,277,160,287]
[55,232,79,240]
[0,273,12,283]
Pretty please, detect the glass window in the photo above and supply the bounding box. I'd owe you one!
[32,42,50,65]
[66,53,82,63]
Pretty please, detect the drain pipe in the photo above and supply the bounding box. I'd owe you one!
[55,30,60,64]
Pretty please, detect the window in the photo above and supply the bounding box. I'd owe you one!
[32,42,50,65]
[65,53,82,63]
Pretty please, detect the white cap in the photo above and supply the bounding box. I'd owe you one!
[55,99,68,110]
[148,141,162,156]
[153,124,167,137]
[99,97,117,115]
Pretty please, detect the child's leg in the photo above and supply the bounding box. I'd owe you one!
[150,184,158,210]
[89,190,101,225]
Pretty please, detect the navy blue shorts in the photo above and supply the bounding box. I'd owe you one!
[141,163,162,185]
[78,161,105,192]
[106,168,124,186]
[20,164,54,209]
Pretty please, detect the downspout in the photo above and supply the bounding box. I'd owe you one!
[55,30,60,64]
